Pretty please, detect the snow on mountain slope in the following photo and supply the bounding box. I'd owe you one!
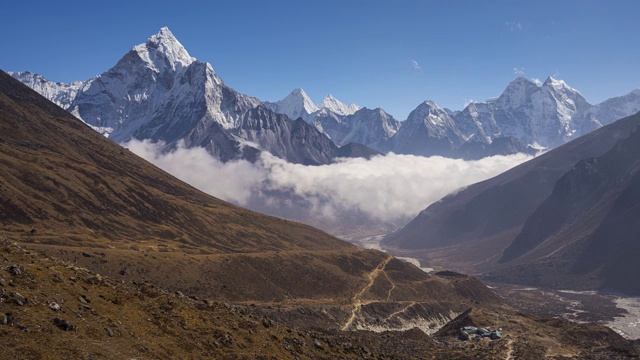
[317,94,361,116]
[312,107,400,152]
[389,101,464,157]
[65,27,257,144]
[462,76,592,148]
[264,88,318,121]
[7,71,82,109]
[584,88,640,127]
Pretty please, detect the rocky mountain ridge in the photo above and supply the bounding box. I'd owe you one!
[11,27,640,163]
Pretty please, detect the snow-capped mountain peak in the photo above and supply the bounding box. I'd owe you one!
[317,94,361,116]
[132,26,195,72]
[543,76,579,93]
[413,100,443,115]
[495,76,541,109]
[264,88,318,121]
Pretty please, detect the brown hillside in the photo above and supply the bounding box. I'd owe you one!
[3,238,638,359]
[0,70,349,253]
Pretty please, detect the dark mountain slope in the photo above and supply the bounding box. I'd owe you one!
[487,126,640,294]
[384,111,640,273]
[335,142,381,159]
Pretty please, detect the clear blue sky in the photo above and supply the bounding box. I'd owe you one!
[2,0,639,119]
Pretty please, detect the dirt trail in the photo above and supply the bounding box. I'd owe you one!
[505,338,514,360]
[382,301,416,322]
[341,256,393,330]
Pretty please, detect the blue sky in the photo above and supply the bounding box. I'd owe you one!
[3,0,639,119]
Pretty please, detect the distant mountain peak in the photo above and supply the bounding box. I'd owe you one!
[318,93,361,116]
[132,27,196,71]
[506,76,539,89]
[263,88,318,121]
[543,76,580,94]
[266,88,361,120]
[414,100,443,113]
[291,87,306,95]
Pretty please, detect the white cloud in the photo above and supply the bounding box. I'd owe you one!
[124,140,265,204]
[411,59,421,70]
[531,77,542,86]
[513,67,525,76]
[124,139,532,231]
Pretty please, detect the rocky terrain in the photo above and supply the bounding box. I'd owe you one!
[2,238,638,359]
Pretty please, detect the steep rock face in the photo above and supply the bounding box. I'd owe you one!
[389,101,463,157]
[454,101,498,143]
[236,106,338,165]
[335,142,381,160]
[459,136,536,160]
[313,107,400,152]
[489,77,593,147]
[394,78,638,157]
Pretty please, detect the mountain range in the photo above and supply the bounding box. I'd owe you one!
[1,69,638,359]
[10,27,640,164]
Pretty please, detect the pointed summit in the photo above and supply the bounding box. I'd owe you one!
[132,27,196,72]
[263,88,318,121]
[412,100,444,114]
[406,100,453,127]
[317,94,361,116]
[543,76,580,94]
[496,76,541,108]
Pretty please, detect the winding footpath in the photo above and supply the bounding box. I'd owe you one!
[341,256,393,330]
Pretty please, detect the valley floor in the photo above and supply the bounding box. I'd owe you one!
[490,284,640,340]
[350,232,640,341]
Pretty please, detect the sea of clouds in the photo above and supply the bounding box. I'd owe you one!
[124,139,532,235]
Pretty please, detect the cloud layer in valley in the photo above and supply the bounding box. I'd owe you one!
[124,140,532,232]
